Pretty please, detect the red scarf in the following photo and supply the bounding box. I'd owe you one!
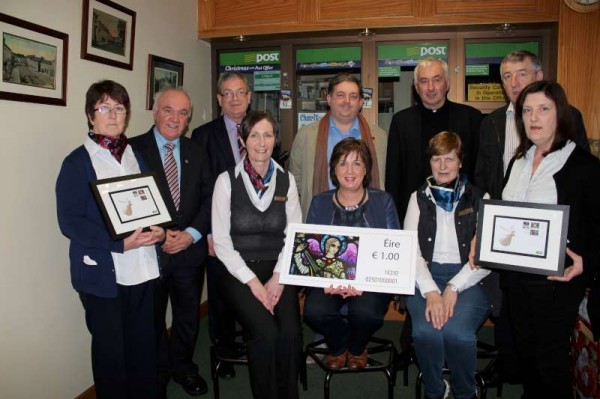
[88,131,128,163]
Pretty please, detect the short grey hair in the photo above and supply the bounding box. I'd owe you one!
[217,72,250,94]
[153,87,192,117]
[413,57,449,86]
[501,50,542,73]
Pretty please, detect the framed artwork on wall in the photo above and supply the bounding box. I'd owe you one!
[146,54,184,110]
[0,12,68,106]
[81,0,136,70]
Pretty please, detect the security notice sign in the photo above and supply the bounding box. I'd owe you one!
[468,83,506,102]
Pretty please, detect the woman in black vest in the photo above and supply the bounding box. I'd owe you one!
[405,132,491,399]
[212,111,303,399]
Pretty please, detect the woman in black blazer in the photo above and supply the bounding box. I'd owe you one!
[501,80,600,399]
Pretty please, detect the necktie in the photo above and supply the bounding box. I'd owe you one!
[164,143,180,210]
[236,124,247,159]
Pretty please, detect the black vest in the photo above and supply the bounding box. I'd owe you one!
[416,180,481,265]
[229,168,288,262]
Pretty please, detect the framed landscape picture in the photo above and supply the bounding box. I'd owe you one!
[0,13,68,105]
[146,54,184,109]
[81,0,136,70]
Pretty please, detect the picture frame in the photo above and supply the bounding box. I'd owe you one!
[279,223,418,295]
[91,173,174,240]
[475,199,570,276]
[146,54,184,109]
[0,12,68,106]
[81,0,136,70]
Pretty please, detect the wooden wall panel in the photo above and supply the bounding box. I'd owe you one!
[316,0,413,21]
[204,0,299,30]
[198,0,560,38]
[557,3,600,147]
[435,0,538,15]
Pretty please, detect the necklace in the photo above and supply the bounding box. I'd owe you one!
[335,188,366,211]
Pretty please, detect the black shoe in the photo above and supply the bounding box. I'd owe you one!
[173,373,208,396]
[481,356,505,388]
[217,363,236,378]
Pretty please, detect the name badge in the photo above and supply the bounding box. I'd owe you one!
[274,196,288,202]
[458,207,474,217]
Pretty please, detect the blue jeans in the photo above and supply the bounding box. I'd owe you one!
[406,263,489,399]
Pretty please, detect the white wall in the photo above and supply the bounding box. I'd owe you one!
[0,1,212,397]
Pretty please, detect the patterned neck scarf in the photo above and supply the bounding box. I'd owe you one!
[426,173,467,212]
[88,131,128,163]
[243,156,274,198]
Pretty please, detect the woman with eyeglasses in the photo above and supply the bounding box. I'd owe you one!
[56,80,164,399]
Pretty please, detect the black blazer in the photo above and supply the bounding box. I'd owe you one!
[475,104,590,200]
[191,116,237,178]
[385,100,482,223]
[129,128,214,267]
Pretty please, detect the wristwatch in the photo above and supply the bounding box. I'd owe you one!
[447,283,459,292]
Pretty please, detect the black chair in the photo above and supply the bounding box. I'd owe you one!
[415,367,487,399]
[209,340,247,399]
[302,337,397,399]
[412,340,500,399]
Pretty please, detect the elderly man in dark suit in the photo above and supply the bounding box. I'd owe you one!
[129,87,213,398]
[190,72,252,378]
[385,57,483,224]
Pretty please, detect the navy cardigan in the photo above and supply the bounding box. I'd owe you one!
[306,188,400,230]
[56,145,150,298]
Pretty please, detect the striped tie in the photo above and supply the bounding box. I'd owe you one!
[236,124,246,159]
[164,143,180,210]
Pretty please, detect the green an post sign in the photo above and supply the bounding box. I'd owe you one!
[377,44,449,77]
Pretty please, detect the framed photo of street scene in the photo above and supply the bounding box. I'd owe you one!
[279,223,418,295]
[475,199,570,276]
[91,173,174,240]
[81,0,136,70]
[0,13,68,106]
[146,54,184,109]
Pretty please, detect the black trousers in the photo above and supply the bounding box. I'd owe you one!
[506,273,584,399]
[155,262,203,378]
[491,293,521,383]
[218,260,302,399]
[206,255,237,344]
[79,281,157,399]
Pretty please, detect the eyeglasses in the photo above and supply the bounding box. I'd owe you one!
[220,89,248,99]
[94,105,127,114]
[159,107,190,119]
[333,92,361,101]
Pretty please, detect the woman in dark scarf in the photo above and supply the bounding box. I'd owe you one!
[212,111,303,399]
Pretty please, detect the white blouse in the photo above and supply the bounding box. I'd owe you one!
[212,160,303,284]
[404,187,490,296]
[503,141,575,204]
[84,138,160,286]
